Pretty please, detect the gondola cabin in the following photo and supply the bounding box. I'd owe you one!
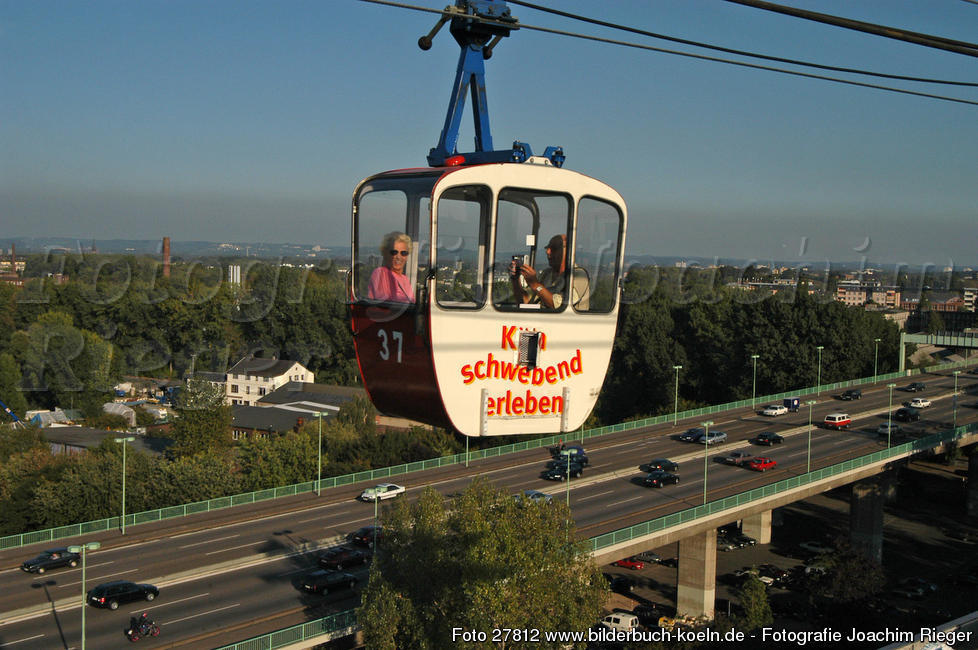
[350,158,626,436]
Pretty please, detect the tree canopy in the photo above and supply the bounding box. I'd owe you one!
[359,480,606,649]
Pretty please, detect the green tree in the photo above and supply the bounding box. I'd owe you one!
[736,574,773,631]
[0,352,29,421]
[169,376,232,458]
[359,480,605,649]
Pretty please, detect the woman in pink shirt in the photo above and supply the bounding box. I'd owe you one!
[368,232,415,303]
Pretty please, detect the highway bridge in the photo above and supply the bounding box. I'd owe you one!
[1,364,976,648]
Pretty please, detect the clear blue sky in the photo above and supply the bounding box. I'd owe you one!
[2,0,976,267]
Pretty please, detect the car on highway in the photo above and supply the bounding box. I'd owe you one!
[550,444,588,465]
[822,413,851,430]
[318,546,371,570]
[731,533,757,548]
[758,564,790,586]
[350,525,384,548]
[908,397,932,408]
[752,431,784,446]
[761,404,788,416]
[643,470,680,488]
[894,407,921,422]
[634,550,662,563]
[21,548,80,574]
[647,458,679,472]
[898,576,938,593]
[717,537,739,552]
[87,581,158,610]
[699,430,728,444]
[544,462,583,480]
[301,569,358,595]
[722,451,753,466]
[612,557,645,570]
[906,382,926,392]
[840,389,862,400]
[679,427,704,442]
[359,483,405,502]
[606,574,635,594]
[748,457,777,472]
[877,422,900,437]
[515,489,553,505]
[798,540,834,556]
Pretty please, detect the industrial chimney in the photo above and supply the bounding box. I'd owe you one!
[162,237,171,278]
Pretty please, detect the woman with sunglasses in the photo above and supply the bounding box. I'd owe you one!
[368,231,415,302]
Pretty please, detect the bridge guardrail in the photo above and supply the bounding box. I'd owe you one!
[2,357,975,551]
[215,418,978,650]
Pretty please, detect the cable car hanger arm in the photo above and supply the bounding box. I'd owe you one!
[420,0,564,168]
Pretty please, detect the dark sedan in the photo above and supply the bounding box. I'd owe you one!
[21,548,80,574]
[301,570,358,595]
[350,526,384,548]
[318,546,371,570]
[643,470,680,488]
[544,463,583,480]
[753,432,784,446]
[647,458,679,472]
[87,581,158,610]
[894,407,921,422]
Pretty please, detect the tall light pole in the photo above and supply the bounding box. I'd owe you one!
[873,338,881,383]
[886,383,896,448]
[67,541,101,650]
[805,400,816,473]
[311,411,328,495]
[953,370,961,430]
[751,354,760,410]
[113,436,135,535]
[701,420,714,505]
[815,346,825,394]
[673,365,683,424]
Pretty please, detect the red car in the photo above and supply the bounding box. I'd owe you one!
[612,557,645,570]
[749,457,777,472]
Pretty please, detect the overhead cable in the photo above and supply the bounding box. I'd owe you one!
[724,0,978,58]
[509,0,978,87]
[358,0,978,107]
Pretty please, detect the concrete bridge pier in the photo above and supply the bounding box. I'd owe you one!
[676,528,717,619]
[742,510,771,544]
[849,475,892,563]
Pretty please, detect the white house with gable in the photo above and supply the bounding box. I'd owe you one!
[225,356,314,406]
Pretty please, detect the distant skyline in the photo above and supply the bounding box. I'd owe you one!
[2,1,976,266]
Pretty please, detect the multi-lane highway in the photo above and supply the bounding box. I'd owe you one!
[1,368,976,647]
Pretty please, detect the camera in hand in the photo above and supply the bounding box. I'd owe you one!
[511,255,522,276]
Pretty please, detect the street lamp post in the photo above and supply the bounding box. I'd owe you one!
[701,420,714,505]
[886,383,896,448]
[113,436,135,535]
[873,338,881,383]
[953,370,961,430]
[673,365,683,424]
[67,541,101,650]
[751,355,760,410]
[805,400,817,473]
[311,412,328,495]
[815,346,825,394]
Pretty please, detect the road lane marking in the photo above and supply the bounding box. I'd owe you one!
[205,543,258,556]
[130,592,209,611]
[179,534,240,549]
[577,490,614,501]
[163,602,240,625]
[58,568,137,588]
[4,634,45,645]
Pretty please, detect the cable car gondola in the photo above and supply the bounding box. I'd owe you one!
[349,0,627,437]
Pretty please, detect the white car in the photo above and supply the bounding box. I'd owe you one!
[761,404,788,417]
[359,483,405,502]
[908,398,931,408]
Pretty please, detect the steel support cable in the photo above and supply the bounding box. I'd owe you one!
[359,0,978,107]
[508,0,978,87]
[724,0,978,58]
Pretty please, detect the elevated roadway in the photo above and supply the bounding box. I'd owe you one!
[1,367,976,647]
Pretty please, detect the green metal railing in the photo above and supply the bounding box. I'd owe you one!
[2,356,975,552]
[216,418,978,650]
[212,609,358,650]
